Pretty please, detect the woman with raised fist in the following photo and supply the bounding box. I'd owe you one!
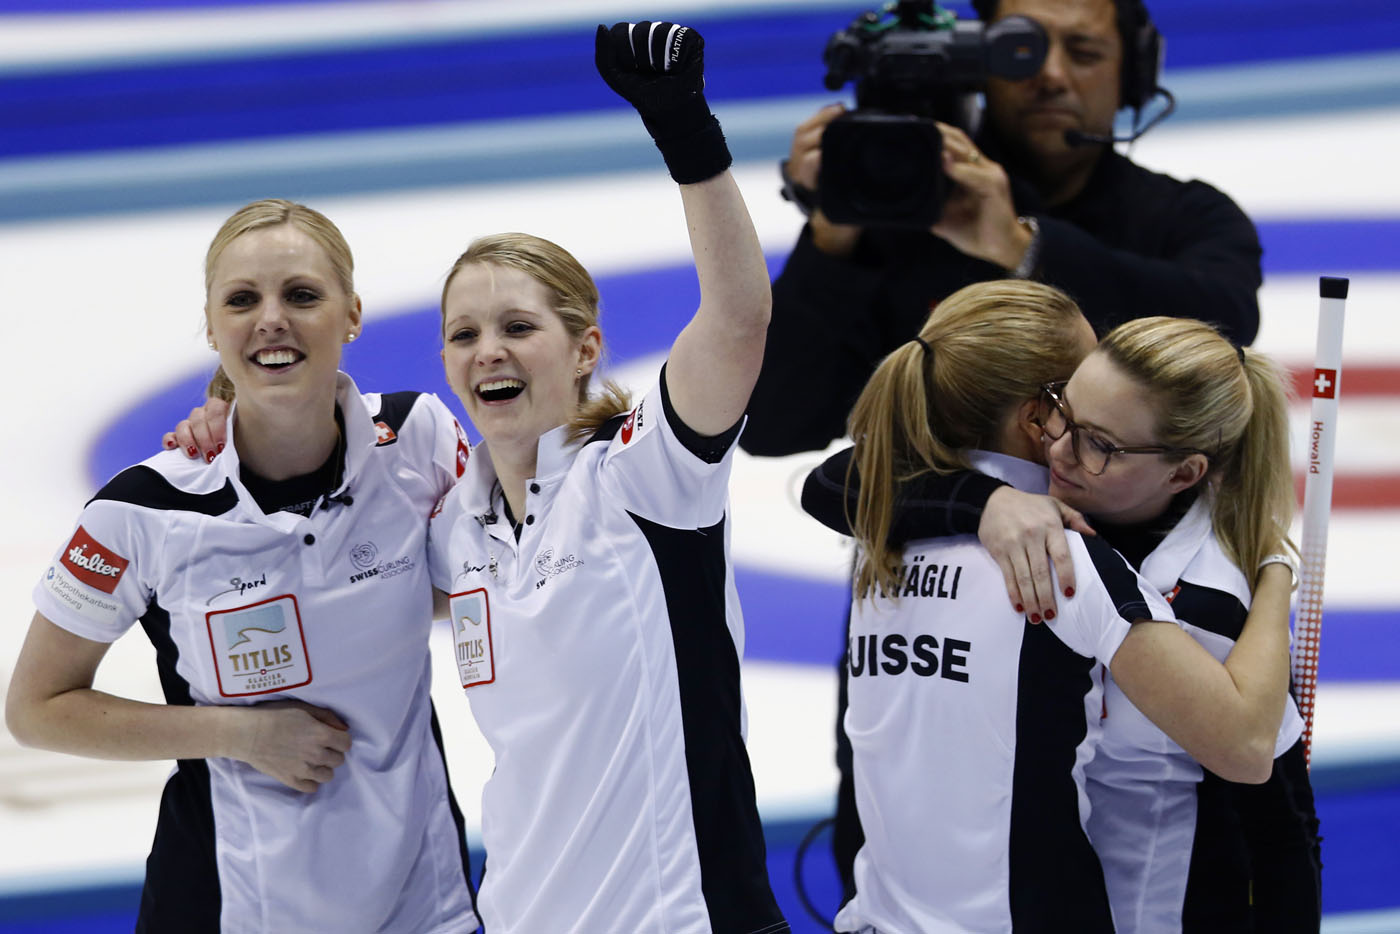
[420,21,786,934]
[138,22,786,933]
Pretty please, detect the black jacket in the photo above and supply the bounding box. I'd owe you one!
[744,149,1263,456]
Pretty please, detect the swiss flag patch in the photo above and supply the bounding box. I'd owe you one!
[620,403,645,445]
[620,409,636,444]
[62,525,129,594]
[1312,368,1337,399]
[374,421,397,445]
[452,419,470,477]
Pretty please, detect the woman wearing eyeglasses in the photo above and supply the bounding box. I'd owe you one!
[1024,319,1319,934]
[803,281,1299,934]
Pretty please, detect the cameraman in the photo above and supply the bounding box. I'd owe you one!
[743,0,1263,458]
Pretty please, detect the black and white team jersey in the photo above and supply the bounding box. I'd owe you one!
[832,452,1175,934]
[1085,496,1308,934]
[427,370,787,934]
[32,373,478,934]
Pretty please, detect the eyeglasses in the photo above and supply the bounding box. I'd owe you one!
[1036,381,1208,476]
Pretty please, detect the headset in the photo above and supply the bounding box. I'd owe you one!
[1116,0,1164,112]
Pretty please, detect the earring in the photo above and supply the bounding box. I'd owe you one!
[347,333,358,342]
[208,341,217,350]
[576,368,582,376]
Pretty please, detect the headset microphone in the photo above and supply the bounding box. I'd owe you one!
[1064,87,1176,147]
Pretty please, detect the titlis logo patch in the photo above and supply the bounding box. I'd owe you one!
[62,526,129,594]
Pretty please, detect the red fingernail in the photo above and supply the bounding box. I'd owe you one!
[164,439,175,449]
[187,446,197,457]
[217,443,225,454]
[1015,604,1024,614]
[1044,609,1056,620]
[1029,613,1041,623]
[1064,587,1075,598]
[205,451,215,463]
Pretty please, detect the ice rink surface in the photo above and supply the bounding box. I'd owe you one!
[1,1,1398,930]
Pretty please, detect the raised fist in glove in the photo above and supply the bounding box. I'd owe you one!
[595,21,731,184]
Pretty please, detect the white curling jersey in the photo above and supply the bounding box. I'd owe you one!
[1086,495,1306,934]
[428,370,787,934]
[833,451,1174,934]
[33,373,479,934]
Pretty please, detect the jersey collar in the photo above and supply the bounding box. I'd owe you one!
[533,424,579,482]
[1137,494,1213,594]
[965,450,1050,495]
[217,371,372,526]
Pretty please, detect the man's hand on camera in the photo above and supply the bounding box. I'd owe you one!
[790,103,862,258]
[930,123,1035,273]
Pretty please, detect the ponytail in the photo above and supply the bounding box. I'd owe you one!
[847,280,1091,601]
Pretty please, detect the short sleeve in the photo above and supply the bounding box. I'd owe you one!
[426,488,463,594]
[597,369,741,529]
[423,393,472,497]
[379,391,469,502]
[1049,534,1175,665]
[32,501,155,643]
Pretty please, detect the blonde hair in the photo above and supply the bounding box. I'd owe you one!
[205,198,354,297]
[441,232,630,442]
[203,198,355,403]
[1096,317,1296,589]
[849,280,1091,600]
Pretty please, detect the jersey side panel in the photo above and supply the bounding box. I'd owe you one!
[1006,535,1138,933]
[628,511,787,934]
[134,598,221,933]
[1008,617,1114,933]
[1008,535,1175,932]
[599,372,739,530]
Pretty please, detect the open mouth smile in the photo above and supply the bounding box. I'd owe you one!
[250,347,305,371]
[475,378,526,403]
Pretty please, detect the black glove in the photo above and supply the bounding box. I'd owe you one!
[595,21,732,184]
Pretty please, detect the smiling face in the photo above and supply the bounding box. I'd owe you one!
[1043,350,1208,524]
[983,0,1123,170]
[441,262,599,452]
[205,224,359,418]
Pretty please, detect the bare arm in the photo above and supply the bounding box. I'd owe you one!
[1109,563,1293,783]
[6,612,351,793]
[664,171,771,435]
